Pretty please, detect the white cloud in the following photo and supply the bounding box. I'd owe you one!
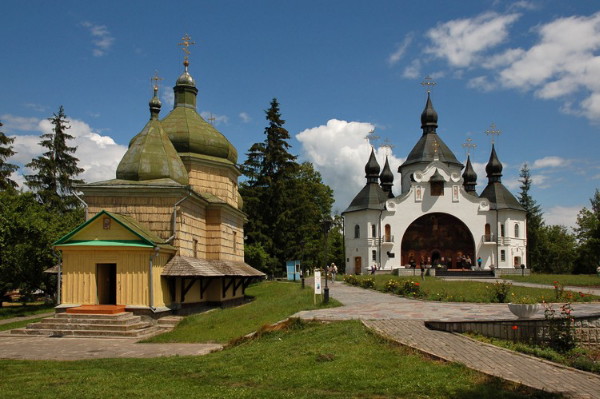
[532,156,569,169]
[161,90,174,109]
[425,12,520,68]
[23,103,48,113]
[530,173,550,188]
[544,205,581,228]
[1,114,44,132]
[296,119,404,212]
[6,114,126,186]
[239,112,251,123]
[402,59,421,79]
[200,111,228,125]
[81,21,115,57]
[467,76,497,92]
[388,34,413,65]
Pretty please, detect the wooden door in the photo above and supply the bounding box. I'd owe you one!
[354,257,362,275]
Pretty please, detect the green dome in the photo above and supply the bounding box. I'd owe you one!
[161,67,238,164]
[116,91,189,185]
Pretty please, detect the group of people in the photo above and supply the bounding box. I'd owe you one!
[409,255,484,270]
[326,263,338,282]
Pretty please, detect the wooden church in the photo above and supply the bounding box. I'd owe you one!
[53,38,264,316]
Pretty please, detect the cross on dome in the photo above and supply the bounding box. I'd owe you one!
[485,122,502,145]
[462,137,477,157]
[421,75,437,93]
[178,33,196,67]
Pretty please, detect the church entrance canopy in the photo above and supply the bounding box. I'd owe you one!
[401,213,475,269]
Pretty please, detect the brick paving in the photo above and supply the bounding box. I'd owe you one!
[295,279,600,399]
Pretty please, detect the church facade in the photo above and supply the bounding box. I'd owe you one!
[343,93,527,273]
[54,46,264,315]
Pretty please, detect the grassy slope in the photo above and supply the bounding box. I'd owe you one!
[0,321,555,399]
[146,281,339,343]
[0,303,54,320]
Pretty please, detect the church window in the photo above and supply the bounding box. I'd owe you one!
[372,250,377,261]
[354,225,360,238]
[500,224,505,237]
[500,250,506,262]
[371,224,377,238]
[384,224,392,242]
[484,223,491,241]
[514,223,519,238]
[430,181,444,196]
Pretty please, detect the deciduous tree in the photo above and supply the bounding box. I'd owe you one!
[574,189,600,274]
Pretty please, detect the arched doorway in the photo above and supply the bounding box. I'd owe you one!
[401,213,475,268]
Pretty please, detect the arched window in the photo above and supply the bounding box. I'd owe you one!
[384,224,392,242]
[484,223,491,242]
[514,223,520,238]
[354,224,360,238]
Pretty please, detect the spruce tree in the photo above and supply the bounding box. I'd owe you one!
[25,106,84,211]
[517,163,545,270]
[0,121,18,190]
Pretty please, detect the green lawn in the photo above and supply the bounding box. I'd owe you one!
[0,317,45,332]
[0,303,54,320]
[346,275,599,303]
[502,273,600,287]
[146,281,340,343]
[0,320,556,399]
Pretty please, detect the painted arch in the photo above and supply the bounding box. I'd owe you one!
[401,212,475,268]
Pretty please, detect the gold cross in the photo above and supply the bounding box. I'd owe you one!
[421,75,437,93]
[208,113,216,125]
[151,70,163,91]
[485,122,501,144]
[381,138,395,157]
[462,137,477,156]
[178,34,196,61]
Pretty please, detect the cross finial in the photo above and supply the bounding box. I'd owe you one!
[178,34,196,66]
[151,70,163,91]
[381,138,395,157]
[421,75,437,93]
[462,137,477,157]
[207,113,216,125]
[485,122,502,145]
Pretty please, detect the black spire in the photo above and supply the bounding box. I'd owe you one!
[462,155,477,193]
[380,156,394,198]
[365,148,381,183]
[420,92,438,134]
[485,144,503,183]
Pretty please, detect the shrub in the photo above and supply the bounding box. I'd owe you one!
[384,279,401,293]
[553,281,564,300]
[343,275,359,286]
[543,302,576,353]
[488,281,512,303]
[397,280,422,297]
[359,278,375,289]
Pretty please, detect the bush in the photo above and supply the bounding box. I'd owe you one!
[488,281,512,303]
[544,302,576,353]
[384,279,401,293]
[359,278,375,289]
[343,275,359,286]
[384,279,422,298]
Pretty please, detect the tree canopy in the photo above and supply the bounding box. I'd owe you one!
[518,163,545,270]
[574,189,600,274]
[0,121,18,191]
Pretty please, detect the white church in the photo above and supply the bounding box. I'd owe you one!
[342,92,527,274]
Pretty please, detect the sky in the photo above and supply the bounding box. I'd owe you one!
[1,0,599,228]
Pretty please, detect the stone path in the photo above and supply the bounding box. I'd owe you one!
[0,334,222,360]
[294,279,600,399]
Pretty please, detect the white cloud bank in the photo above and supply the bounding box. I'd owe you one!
[2,114,126,187]
[544,205,581,229]
[81,21,115,57]
[296,119,404,213]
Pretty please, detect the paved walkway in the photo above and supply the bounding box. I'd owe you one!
[0,334,222,360]
[294,279,600,399]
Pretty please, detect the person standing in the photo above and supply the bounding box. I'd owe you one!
[477,256,482,270]
[331,263,337,283]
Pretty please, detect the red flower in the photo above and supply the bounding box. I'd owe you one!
[512,325,518,330]
[415,283,420,286]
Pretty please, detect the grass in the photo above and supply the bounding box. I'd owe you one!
[0,303,54,320]
[465,333,600,374]
[501,273,600,287]
[0,320,557,399]
[345,275,599,303]
[145,281,340,343]
[0,317,46,332]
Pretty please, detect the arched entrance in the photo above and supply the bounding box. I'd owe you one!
[401,213,475,268]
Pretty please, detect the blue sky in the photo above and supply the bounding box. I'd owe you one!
[1,0,599,227]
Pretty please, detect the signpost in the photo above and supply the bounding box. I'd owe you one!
[314,270,322,304]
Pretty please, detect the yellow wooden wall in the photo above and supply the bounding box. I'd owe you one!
[184,158,241,209]
[60,247,171,307]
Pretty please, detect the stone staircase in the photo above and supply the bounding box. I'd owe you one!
[10,312,182,339]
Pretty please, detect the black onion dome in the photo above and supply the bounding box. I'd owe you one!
[485,144,503,182]
[421,92,438,132]
[462,155,477,193]
[365,148,381,183]
[380,157,394,183]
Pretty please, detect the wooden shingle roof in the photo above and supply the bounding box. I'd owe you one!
[162,255,265,278]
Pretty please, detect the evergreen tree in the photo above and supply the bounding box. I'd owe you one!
[25,106,84,211]
[517,163,545,270]
[0,121,18,190]
[574,189,600,274]
[240,99,333,274]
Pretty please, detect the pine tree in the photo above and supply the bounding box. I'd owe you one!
[574,189,600,274]
[517,163,545,270]
[0,121,18,190]
[240,99,333,274]
[25,106,84,211]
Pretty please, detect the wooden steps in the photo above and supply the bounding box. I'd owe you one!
[66,305,126,315]
[10,312,182,339]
